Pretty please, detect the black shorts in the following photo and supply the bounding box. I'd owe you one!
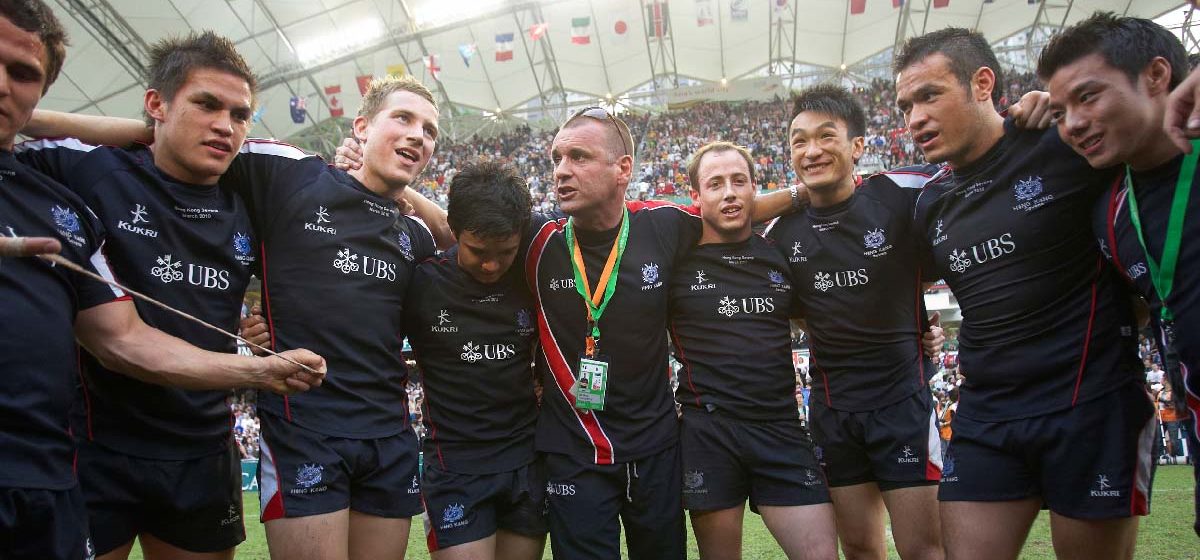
[939,382,1157,519]
[680,411,830,511]
[808,390,943,490]
[544,445,685,560]
[257,412,422,521]
[0,485,93,560]
[421,462,547,551]
[75,440,244,554]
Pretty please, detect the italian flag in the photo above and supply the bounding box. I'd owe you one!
[571,17,591,45]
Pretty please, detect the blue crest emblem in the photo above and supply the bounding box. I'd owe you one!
[941,450,954,476]
[443,503,465,523]
[51,205,81,234]
[1013,176,1043,201]
[641,262,659,285]
[813,445,824,461]
[864,228,886,249]
[768,270,785,284]
[295,464,323,488]
[233,233,252,256]
[398,231,414,260]
[516,309,532,330]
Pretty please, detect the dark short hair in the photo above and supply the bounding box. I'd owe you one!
[790,83,867,139]
[1037,12,1188,92]
[0,0,68,93]
[894,27,1004,105]
[144,31,257,125]
[446,159,532,239]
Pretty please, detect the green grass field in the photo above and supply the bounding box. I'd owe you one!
[130,466,1200,559]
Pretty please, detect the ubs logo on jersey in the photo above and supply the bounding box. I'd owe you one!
[1126,261,1148,280]
[233,233,254,265]
[548,277,576,291]
[948,233,1016,274]
[932,219,948,246]
[691,270,716,291]
[305,206,336,236]
[717,296,774,317]
[641,262,662,290]
[431,309,458,333]
[546,481,576,496]
[1011,176,1054,212]
[789,241,808,263]
[151,254,232,290]
[332,247,396,281]
[117,204,159,238]
[813,269,869,291]
[516,309,535,336]
[398,231,414,261]
[50,205,86,247]
[461,341,517,362]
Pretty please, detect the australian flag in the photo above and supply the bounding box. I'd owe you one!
[289,96,307,124]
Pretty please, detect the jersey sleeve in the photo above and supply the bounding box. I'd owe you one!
[12,138,99,189]
[404,215,438,261]
[220,139,322,231]
[71,206,127,310]
[628,200,701,264]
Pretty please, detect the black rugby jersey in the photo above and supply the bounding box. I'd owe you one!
[765,169,937,412]
[221,140,435,438]
[669,235,799,420]
[526,200,701,464]
[406,246,538,474]
[16,139,254,459]
[0,150,124,488]
[1094,155,1200,398]
[913,120,1140,421]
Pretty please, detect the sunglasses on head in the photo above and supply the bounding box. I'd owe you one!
[567,106,631,157]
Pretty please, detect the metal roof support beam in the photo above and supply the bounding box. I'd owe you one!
[587,0,615,96]
[395,0,460,122]
[526,2,569,121]
[56,0,149,83]
[512,11,552,117]
[638,0,680,92]
[251,0,336,125]
[769,0,799,76]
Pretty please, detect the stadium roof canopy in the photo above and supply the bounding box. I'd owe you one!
[41,0,1189,147]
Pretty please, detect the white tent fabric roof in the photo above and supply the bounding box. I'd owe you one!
[41,0,1184,141]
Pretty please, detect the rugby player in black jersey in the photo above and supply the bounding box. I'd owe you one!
[16,31,268,560]
[405,160,545,560]
[765,85,945,560]
[1039,13,1200,538]
[671,140,837,560]
[0,3,326,559]
[896,28,1148,560]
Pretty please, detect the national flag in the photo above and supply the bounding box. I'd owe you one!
[851,0,866,14]
[496,33,514,61]
[696,0,714,26]
[251,104,265,125]
[386,63,406,77]
[646,1,669,38]
[730,0,748,21]
[288,96,306,124]
[1028,0,1040,3]
[529,22,549,41]
[772,0,787,21]
[424,54,441,80]
[892,0,904,7]
[933,0,949,7]
[356,75,373,96]
[323,85,343,118]
[614,19,628,35]
[458,43,477,67]
[571,17,591,44]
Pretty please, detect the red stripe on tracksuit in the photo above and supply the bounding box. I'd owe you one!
[259,240,292,421]
[526,220,615,464]
[1070,259,1103,406]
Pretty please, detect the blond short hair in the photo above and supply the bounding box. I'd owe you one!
[357,75,437,122]
[686,141,755,191]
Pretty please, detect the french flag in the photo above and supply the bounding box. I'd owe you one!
[496,33,514,62]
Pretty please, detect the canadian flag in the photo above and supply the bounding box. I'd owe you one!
[324,85,343,118]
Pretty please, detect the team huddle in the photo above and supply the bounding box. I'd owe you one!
[1,0,1198,559]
